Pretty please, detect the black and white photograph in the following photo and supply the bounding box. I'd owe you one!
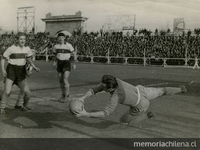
[0,0,200,149]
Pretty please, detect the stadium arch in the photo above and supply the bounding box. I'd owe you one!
[41,11,88,36]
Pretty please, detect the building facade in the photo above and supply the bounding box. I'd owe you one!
[42,11,88,36]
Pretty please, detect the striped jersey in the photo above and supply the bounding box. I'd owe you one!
[3,45,32,66]
[53,43,74,60]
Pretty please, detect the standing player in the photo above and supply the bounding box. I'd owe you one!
[0,32,40,116]
[74,75,187,125]
[192,54,199,69]
[53,33,76,103]
[1,54,34,111]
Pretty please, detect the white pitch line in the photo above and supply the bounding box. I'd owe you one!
[189,77,200,84]
[145,82,168,87]
[34,91,108,101]
[74,93,84,96]
[41,93,85,100]
[189,81,194,84]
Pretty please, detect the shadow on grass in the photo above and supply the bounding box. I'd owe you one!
[2,107,118,131]
[1,108,134,149]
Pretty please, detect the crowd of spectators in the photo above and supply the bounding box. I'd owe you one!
[0,30,200,59]
[76,31,200,58]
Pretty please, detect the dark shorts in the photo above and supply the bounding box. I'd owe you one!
[57,60,71,73]
[6,64,26,82]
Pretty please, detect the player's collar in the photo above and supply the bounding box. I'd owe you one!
[17,45,25,49]
[59,43,65,46]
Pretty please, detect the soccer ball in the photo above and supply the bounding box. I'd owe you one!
[69,99,84,115]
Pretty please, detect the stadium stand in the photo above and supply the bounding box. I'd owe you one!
[0,31,199,68]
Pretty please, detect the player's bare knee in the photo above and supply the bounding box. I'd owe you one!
[64,82,70,88]
[24,91,31,97]
[4,91,11,97]
[163,87,171,95]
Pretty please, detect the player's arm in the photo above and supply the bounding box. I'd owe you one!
[75,110,105,118]
[76,83,105,102]
[72,49,77,61]
[69,44,77,69]
[1,47,11,77]
[53,57,57,67]
[74,88,105,118]
[52,45,57,66]
[75,94,118,118]
[26,48,40,72]
[69,44,77,61]
[77,90,93,102]
[26,57,40,72]
[1,57,7,77]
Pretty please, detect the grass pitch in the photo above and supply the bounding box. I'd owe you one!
[0,61,200,139]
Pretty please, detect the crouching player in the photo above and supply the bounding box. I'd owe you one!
[0,32,40,116]
[74,75,187,125]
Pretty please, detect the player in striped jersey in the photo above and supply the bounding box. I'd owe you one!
[53,33,76,103]
[0,32,40,116]
[74,75,187,125]
[0,54,34,112]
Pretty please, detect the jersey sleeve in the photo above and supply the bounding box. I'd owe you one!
[90,83,105,94]
[102,93,119,117]
[68,43,74,52]
[3,46,12,59]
